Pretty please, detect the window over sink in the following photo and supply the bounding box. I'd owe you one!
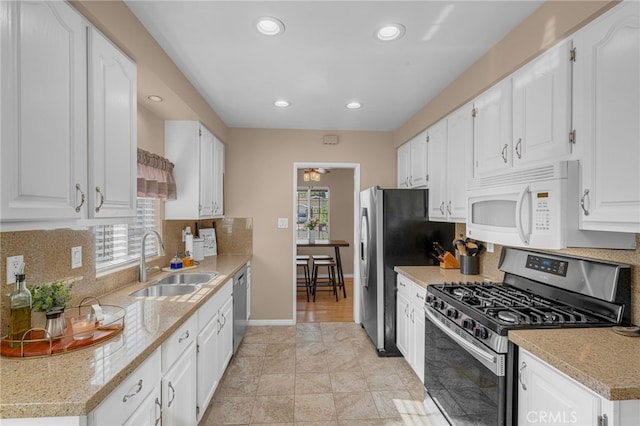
[95,198,161,272]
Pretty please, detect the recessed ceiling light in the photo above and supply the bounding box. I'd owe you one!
[345,102,363,110]
[375,24,406,42]
[147,95,163,102]
[256,17,285,36]
[274,100,290,108]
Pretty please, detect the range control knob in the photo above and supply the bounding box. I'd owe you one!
[426,295,434,304]
[446,308,459,319]
[473,327,489,340]
[462,319,476,330]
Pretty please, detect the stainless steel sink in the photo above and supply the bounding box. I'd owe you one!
[154,272,217,285]
[129,272,217,297]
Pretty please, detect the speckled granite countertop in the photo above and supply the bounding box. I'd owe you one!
[0,254,250,419]
[509,328,640,400]
[394,265,497,288]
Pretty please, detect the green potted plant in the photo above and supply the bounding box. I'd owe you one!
[304,218,321,243]
[28,280,74,328]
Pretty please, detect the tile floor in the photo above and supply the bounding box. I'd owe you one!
[200,322,447,425]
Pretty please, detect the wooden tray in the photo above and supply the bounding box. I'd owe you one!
[1,304,125,358]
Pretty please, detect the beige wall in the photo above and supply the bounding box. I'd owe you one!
[393,0,618,145]
[225,129,395,320]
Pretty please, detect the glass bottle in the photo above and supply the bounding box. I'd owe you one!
[9,273,32,347]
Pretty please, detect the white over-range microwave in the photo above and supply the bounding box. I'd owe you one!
[466,161,636,250]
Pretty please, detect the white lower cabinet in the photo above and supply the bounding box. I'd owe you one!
[196,280,233,421]
[518,348,640,426]
[161,315,197,426]
[396,274,426,383]
[90,349,161,426]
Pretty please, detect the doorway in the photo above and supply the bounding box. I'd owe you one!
[292,162,360,324]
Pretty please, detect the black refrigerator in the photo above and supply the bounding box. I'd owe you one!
[359,187,455,356]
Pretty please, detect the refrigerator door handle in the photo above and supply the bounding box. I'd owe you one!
[360,207,370,288]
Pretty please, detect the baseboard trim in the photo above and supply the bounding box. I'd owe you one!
[247,319,295,326]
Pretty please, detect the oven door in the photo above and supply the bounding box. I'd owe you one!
[424,306,507,425]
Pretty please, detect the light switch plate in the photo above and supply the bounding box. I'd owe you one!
[6,255,24,284]
[486,242,494,253]
[71,246,82,269]
[277,218,289,228]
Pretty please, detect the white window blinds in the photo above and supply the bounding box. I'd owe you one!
[95,198,160,272]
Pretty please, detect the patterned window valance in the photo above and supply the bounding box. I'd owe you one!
[137,149,177,200]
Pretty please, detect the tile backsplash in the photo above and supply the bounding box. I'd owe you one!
[0,218,253,333]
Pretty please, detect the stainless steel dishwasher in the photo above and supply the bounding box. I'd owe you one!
[232,264,248,353]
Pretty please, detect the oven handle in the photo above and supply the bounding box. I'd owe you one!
[515,185,530,245]
[425,306,497,365]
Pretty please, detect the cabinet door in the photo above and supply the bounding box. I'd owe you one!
[410,132,428,188]
[446,103,473,223]
[573,1,640,233]
[518,349,601,426]
[473,79,513,177]
[88,27,136,219]
[397,143,411,188]
[427,119,447,221]
[163,343,197,426]
[395,291,410,359]
[199,126,215,217]
[1,1,87,221]
[218,295,234,371]
[196,311,221,422]
[513,40,572,167]
[212,137,225,216]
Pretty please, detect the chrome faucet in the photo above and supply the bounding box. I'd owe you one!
[139,230,166,282]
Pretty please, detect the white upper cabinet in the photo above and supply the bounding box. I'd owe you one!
[512,40,572,167]
[428,103,473,223]
[397,143,411,188]
[410,132,428,188]
[473,78,513,177]
[0,1,137,229]
[88,27,137,219]
[573,1,640,233]
[397,131,428,189]
[165,121,225,219]
[1,1,87,222]
[427,119,447,221]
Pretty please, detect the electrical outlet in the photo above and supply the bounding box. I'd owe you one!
[71,246,82,269]
[277,218,288,228]
[486,242,494,253]
[6,255,24,284]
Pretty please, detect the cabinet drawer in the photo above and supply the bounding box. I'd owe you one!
[198,279,232,330]
[92,348,160,425]
[397,274,413,296]
[162,315,197,372]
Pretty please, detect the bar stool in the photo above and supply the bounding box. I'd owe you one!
[312,258,338,302]
[311,254,346,299]
[296,258,311,302]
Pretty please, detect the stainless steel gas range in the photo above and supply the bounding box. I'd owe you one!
[423,247,631,426]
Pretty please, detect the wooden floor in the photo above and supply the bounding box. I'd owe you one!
[296,278,354,323]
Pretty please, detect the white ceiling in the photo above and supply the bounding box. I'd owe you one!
[125,1,543,131]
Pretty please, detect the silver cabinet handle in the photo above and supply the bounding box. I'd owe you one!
[154,397,162,425]
[410,308,414,323]
[168,381,176,407]
[216,317,222,335]
[178,330,190,343]
[515,138,522,159]
[447,201,452,215]
[95,186,105,213]
[580,189,590,216]
[75,184,85,213]
[501,144,508,163]
[519,362,527,390]
[122,379,143,403]
[439,202,445,215]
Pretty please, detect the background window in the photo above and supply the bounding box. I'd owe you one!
[297,187,329,240]
[95,198,161,272]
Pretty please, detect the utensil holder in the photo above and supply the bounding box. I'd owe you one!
[460,255,479,275]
